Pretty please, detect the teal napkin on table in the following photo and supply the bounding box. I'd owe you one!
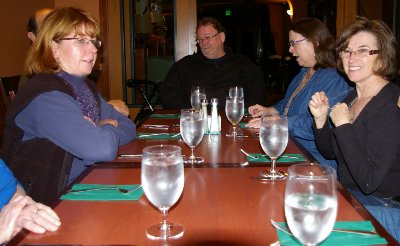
[137,132,181,140]
[60,184,143,201]
[247,153,305,163]
[149,113,180,119]
[277,221,387,246]
[239,122,249,129]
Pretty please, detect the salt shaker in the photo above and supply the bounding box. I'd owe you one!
[201,98,208,132]
[209,98,220,134]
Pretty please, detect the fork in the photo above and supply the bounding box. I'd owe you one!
[240,149,301,160]
[67,185,142,194]
[270,219,378,236]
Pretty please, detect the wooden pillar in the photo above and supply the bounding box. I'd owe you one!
[336,0,357,36]
[175,0,197,61]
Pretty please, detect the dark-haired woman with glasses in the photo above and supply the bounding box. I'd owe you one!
[247,18,351,170]
[309,17,400,241]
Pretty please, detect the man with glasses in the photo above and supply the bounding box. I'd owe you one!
[160,17,266,108]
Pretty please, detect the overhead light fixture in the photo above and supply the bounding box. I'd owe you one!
[286,9,293,16]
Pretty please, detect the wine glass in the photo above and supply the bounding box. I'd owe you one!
[285,164,338,245]
[141,145,185,239]
[229,86,244,99]
[259,115,288,179]
[190,85,206,112]
[180,109,205,164]
[225,96,244,137]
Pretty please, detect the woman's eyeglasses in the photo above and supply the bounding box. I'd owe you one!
[288,38,307,47]
[339,49,379,58]
[58,37,102,48]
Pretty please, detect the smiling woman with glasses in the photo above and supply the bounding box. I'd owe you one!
[309,17,400,241]
[2,7,136,205]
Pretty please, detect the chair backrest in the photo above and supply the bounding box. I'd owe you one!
[146,56,174,83]
[0,75,20,107]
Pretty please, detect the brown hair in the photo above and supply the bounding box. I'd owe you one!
[25,7,100,75]
[196,17,226,33]
[336,17,399,81]
[291,18,336,69]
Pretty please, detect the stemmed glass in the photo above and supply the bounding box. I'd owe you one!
[190,85,206,112]
[180,109,205,164]
[141,145,185,239]
[225,96,244,137]
[285,164,338,245]
[259,115,288,179]
[229,86,244,99]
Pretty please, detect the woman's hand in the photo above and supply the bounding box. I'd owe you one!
[329,103,352,127]
[309,92,329,129]
[14,197,61,235]
[248,104,268,117]
[99,119,118,128]
[246,117,261,128]
[108,100,130,117]
[0,196,28,244]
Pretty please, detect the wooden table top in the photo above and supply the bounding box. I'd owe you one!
[10,109,397,245]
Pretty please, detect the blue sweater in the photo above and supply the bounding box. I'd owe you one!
[273,67,352,169]
[0,159,17,210]
[15,91,136,183]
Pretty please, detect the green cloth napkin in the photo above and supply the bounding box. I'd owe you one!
[247,153,305,163]
[149,113,180,119]
[60,184,143,201]
[137,132,181,140]
[277,221,387,246]
[239,122,248,129]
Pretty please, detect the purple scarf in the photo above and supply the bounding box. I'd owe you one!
[56,71,100,125]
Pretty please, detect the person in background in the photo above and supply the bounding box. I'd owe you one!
[159,16,266,109]
[247,18,351,170]
[27,8,54,43]
[20,8,130,117]
[2,7,136,205]
[309,17,400,241]
[0,159,60,244]
[19,8,54,89]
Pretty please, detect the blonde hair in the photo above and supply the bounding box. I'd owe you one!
[25,7,100,75]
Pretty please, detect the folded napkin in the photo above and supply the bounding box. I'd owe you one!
[276,221,387,246]
[247,153,305,163]
[149,113,180,119]
[61,184,143,201]
[239,122,249,129]
[137,132,181,140]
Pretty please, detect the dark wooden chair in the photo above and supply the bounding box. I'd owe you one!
[0,75,20,107]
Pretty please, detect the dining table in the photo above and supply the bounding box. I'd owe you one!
[9,109,398,245]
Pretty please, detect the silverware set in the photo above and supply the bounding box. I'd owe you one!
[67,185,142,194]
[270,219,378,236]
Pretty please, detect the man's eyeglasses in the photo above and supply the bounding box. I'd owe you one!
[196,32,220,44]
[58,37,102,48]
[288,38,307,47]
[339,49,379,58]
